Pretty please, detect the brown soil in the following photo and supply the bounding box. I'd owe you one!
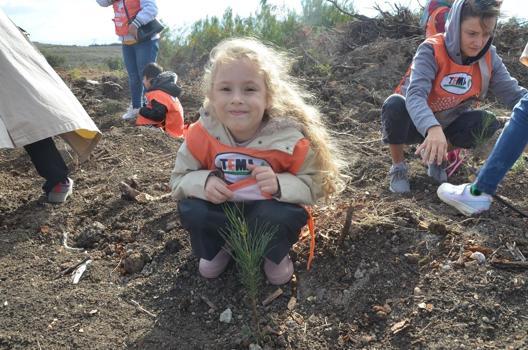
[1,14,527,350]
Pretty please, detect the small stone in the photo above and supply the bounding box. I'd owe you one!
[414,287,422,295]
[249,344,262,350]
[470,252,486,265]
[354,268,365,279]
[220,308,232,323]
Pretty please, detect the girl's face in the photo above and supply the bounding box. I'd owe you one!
[460,16,495,58]
[210,58,267,142]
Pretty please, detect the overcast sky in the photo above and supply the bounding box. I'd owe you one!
[0,0,525,46]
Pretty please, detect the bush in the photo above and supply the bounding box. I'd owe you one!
[44,53,66,68]
[105,57,123,71]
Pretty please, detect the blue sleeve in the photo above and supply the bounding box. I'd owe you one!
[96,0,114,7]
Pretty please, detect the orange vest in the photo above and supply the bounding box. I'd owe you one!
[136,90,185,138]
[425,6,448,38]
[426,34,492,112]
[186,122,309,200]
[113,0,140,36]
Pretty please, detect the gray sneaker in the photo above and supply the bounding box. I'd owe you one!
[427,162,448,184]
[389,163,410,193]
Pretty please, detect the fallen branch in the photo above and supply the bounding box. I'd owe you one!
[262,288,283,306]
[63,232,84,252]
[130,299,157,318]
[201,295,216,310]
[490,258,528,270]
[55,256,92,279]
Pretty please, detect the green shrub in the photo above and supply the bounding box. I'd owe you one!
[105,57,123,71]
[44,53,66,68]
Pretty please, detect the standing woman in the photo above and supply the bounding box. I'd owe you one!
[97,0,161,120]
[382,0,526,193]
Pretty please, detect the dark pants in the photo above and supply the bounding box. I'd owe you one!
[178,199,308,264]
[381,94,500,148]
[24,137,68,193]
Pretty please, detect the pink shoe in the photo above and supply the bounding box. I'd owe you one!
[199,248,232,279]
[264,255,294,285]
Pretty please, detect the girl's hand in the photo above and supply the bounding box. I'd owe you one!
[204,175,233,204]
[415,126,448,165]
[247,164,279,195]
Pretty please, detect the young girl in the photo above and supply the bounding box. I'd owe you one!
[170,37,344,285]
[383,0,527,193]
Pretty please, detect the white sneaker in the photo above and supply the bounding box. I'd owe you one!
[437,183,492,216]
[121,107,139,120]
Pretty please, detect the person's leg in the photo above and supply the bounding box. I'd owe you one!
[246,200,308,285]
[443,109,500,150]
[178,198,232,278]
[134,39,159,106]
[122,44,142,110]
[437,98,528,215]
[381,94,423,192]
[23,137,68,194]
[474,97,528,194]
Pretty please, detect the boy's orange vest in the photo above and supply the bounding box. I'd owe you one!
[136,90,185,138]
[426,34,492,112]
[112,0,140,36]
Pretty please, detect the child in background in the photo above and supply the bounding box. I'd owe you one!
[383,0,526,194]
[137,63,184,138]
[170,37,344,285]
[420,0,455,37]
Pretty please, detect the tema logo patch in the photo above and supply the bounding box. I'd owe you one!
[440,73,472,95]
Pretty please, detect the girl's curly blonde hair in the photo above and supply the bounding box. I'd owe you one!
[202,37,345,198]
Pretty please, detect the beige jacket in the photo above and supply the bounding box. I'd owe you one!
[0,10,101,162]
[170,111,323,205]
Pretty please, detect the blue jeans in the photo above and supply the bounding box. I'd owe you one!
[475,94,528,194]
[122,39,159,109]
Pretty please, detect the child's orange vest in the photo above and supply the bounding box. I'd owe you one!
[396,34,492,110]
[426,34,492,112]
[425,6,449,37]
[136,90,185,138]
[112,0,140,36]
[185,122,309,196]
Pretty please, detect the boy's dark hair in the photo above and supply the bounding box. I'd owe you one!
[143,62,163,80]
[461,0,501,30]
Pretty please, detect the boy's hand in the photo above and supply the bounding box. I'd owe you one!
[247,164,279,195]
[204,175,233,204]
[415,126,448,165]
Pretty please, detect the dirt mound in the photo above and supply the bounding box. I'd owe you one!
[1,14,528,350]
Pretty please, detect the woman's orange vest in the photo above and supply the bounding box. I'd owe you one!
[426,34,492,112]
[112,0,140,36]
[136,90,185,138]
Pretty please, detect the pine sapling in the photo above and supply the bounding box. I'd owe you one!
[220,204,277,338]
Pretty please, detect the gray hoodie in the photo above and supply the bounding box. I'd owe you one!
[401,0,527,137]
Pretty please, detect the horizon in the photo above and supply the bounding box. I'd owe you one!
[1,0,525,46]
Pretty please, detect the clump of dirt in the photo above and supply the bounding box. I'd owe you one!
[1,12,527,350]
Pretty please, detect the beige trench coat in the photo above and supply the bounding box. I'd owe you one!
[0,9,101,162]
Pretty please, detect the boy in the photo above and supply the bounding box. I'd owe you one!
[136,63,185,138]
